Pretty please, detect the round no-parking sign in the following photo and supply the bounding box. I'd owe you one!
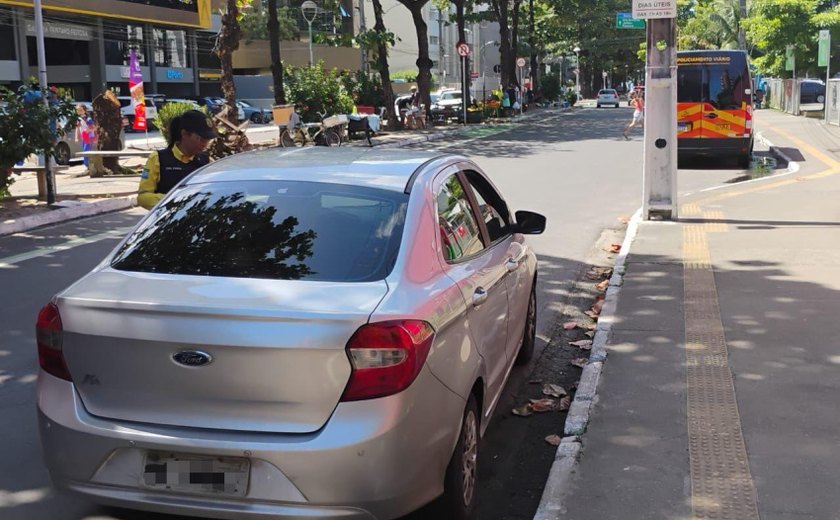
[457,43,471,57]
[517,57,527,68]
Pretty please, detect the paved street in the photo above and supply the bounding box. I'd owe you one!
[0,107,777,519]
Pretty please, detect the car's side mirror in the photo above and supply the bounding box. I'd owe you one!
[513,210,546,235]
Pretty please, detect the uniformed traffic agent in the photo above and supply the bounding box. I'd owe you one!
[138,110,216,210]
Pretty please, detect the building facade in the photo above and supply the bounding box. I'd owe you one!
[0,0,218,100]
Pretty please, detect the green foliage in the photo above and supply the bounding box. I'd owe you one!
[743,0,819,77]
[540,72,562,101]
[679,0,743,50]
[313,33,356,47]
[391,69,437,90]
[284,62,355,122]
[0,81,78,197]
[341,70,387,107]
[565,90,578,106]
[239,3,299,42]
[154,102,210,147]
[355,28,398,59]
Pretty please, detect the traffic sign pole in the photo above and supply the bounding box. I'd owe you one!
[457,42,471,125]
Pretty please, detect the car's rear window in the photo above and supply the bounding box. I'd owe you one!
[111,181,409,282]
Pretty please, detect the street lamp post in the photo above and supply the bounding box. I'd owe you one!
[574,45,581,98]
[301,1,318,66]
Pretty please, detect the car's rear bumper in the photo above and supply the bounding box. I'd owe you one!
[38,367,465,520]
[678,136,753,156]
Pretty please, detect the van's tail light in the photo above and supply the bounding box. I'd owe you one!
[36,301,71,381]
[341,320,435,401]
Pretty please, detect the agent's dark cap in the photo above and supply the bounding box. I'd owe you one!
[180,110,217,139]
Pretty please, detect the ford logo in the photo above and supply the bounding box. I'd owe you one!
[172,350,213,367]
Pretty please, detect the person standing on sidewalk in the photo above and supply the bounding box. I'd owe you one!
[623,90,644,140]
[75,104,96,168]
[137,110,216,210]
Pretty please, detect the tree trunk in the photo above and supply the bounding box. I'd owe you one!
[372,0,396,129]
[454,0,470,102]
[492,0,513,87]
[91,90,131,177]
[268,0,287,105]
[215,0,242,123]
[510,0,521,86]
[529,0,538,95]
[396,0,432,114]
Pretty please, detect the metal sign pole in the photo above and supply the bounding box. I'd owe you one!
[462,55,468,125]
[34,0,55,205]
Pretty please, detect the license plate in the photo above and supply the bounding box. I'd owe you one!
[143,452,249,497]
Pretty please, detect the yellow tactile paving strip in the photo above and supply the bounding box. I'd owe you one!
[681,209,760,520]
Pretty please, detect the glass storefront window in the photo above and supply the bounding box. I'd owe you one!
[27,37,90,66]
[104,24,145,66]
[153,28,189,69]
[0,11,15,61]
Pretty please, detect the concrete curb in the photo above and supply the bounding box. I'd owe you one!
[757,131,801,175]
[533,207,643,520]
[0,195,137,237]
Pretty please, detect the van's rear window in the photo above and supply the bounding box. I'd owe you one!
[112,181,408,282]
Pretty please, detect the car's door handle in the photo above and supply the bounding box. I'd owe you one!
[705,113,719,119]
[505,259,520,273]
[472,287,488,307]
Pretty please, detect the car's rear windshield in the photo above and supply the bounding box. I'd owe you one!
[599,90,616,94]
[111,181,409,282]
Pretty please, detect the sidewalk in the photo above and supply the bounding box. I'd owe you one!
[537,109,840,519]
[0,108,553,236]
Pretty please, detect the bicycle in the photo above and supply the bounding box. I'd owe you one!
[279,111,343,148]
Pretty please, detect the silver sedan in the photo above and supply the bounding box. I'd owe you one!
[36,148,545,520]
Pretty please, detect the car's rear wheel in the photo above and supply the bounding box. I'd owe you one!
[596,104,602,108]
[250,113,262,124]
[515,281,537,365]
[54,142,71,165]
[441,394,479,520]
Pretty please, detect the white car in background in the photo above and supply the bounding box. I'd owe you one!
[596,89,620,108]
[117,96,158,131]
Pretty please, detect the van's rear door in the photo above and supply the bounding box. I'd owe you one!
[700,54,751,140]
[677,64,703,139]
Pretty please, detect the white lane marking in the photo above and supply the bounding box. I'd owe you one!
[0,227,134,268]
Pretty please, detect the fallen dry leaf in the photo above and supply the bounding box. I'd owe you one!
[609,243,622,253]
[558,395,572,412]
[569,340,593,350]
[542,383,567,398]
[529,398,558,413]
[571,357,589,368]
[563,321,578,330]
[585,331,595,338]
[618,215,630,224]
[512,404,533,417]
[590,299,605,315]
[596,279,610,292]
[586,323,596,331]
[545,434,562,446]
[585,310,600,320]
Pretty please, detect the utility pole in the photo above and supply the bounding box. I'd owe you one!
[641,13,678,220]
[358,0,368,73]
[33,0,55,205]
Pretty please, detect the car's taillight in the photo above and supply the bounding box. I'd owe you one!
[36,301,71,381]
[340,320,435,401]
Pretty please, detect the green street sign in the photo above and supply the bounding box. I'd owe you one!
[616,12,645,30]
[819,30,831,68]
[785,45,795,72]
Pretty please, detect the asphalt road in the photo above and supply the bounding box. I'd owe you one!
[0,106,773,520]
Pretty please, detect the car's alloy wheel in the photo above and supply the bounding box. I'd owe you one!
[54,142,71,165]
[515,282,537,365]
[441,395,479,519]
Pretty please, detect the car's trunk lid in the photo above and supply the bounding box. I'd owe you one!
[58,269,386,433]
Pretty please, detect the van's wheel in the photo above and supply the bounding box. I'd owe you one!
[54,142,71,165]
[515,282,537,365]
[250,113,263,124]
[737,153,751,169]
[441,395,479,520]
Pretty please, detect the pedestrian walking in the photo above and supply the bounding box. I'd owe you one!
[137,110,216,210]
[75,104,96,168]
[623,90,644,140]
